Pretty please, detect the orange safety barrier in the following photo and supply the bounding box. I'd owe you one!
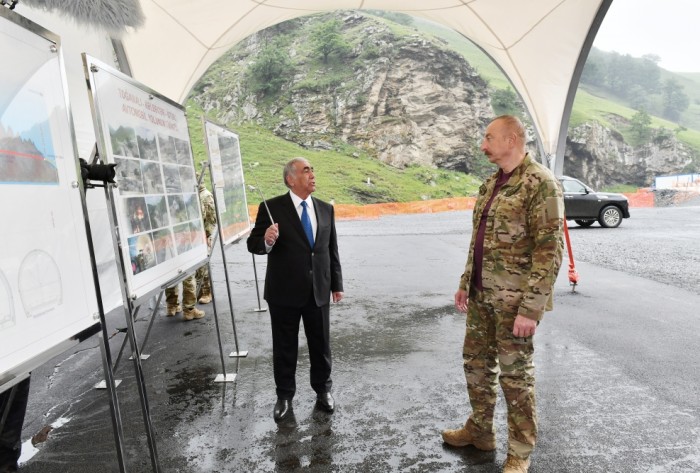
[249,196,477,221]
[623,189,654,208]
[247,188,658,223]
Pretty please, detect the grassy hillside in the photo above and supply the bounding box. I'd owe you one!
[186,102,482,205]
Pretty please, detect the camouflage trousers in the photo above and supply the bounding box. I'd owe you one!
[196,264,211,296]
[463,286,537,459]
[165,274,197,309]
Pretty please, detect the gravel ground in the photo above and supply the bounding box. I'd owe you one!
[339,203,700,296]
[564,205,700,295]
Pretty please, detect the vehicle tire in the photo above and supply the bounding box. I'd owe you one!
[598,205,622,228]
[574,219,595,227]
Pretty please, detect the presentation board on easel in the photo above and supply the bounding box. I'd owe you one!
[203,120,251,245]
[83,55,207,305]
[0,9,99,390]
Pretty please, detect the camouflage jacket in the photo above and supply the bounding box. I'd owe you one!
[458,154,564,321]
[199,185,216,237]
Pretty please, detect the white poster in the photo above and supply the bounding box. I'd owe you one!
[84,56,207,303]
[0,10,98,385]
[203,121,251,245]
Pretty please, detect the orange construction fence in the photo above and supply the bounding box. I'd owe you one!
[247,190,654,222]
[248,196,477,221]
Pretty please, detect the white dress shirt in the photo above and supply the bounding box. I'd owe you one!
[289,191,317,240]
[265,191,317,253]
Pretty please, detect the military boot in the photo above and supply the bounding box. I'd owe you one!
[441,425,496,450]
[198,291,212,304]
[166,305,182,317]
[502,455,530,473]
[183,307,205,321]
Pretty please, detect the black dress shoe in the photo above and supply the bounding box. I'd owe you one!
[273,398,292,422]
[316,392,335,413]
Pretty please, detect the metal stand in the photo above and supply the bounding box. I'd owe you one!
[202,159,248,358]
[209,261,236,382]
[79,148,128,472]
[122,300,161,473]
[95,291,162,389]
[251,254,267,312]
[220,239,247,358]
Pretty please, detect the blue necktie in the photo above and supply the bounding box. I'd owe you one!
[300,201,314,247]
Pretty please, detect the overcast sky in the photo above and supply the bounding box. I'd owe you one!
[593,0,700,72]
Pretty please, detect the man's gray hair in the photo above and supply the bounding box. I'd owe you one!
[283,158,308,188]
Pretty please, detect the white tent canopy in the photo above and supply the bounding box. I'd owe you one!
[119,0,613,174]
[13,0,613,174]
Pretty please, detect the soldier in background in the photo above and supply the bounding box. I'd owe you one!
[196,183,216,304]
[165,274,204,321]
[441,115,564,473]
[165,184,215,319]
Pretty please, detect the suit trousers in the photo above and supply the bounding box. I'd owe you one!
[269,293,332,400]
[0,377,30,471]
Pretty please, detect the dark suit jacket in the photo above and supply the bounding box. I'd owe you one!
[247,193,343,308]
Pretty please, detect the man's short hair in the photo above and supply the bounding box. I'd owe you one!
[494,115,526,144]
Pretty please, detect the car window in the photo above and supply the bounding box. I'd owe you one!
[561,179,586,193]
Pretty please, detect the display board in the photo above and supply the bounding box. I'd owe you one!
[0,9,99,390]
[203,120,251,245]
[84,55,207,304]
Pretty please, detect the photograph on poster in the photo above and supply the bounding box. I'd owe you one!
[173,222,191,254]
[179,165,196,193]
[126,196,151,234]
[2,12,99,383]
[128,233,156,275]
[204,121,251,245]
[152,229,175,265]
[189,220,205,247]
[136,126,158,161]
[141,161,164,194]
[114,157,144,194]
[162,164,182,193]
[110,125,139,158]
[0,66,60,185]
[174,137,191,166]
[145,195,168,230]
[183,192,200,221]
[158,133,177,164]
[167,194,188,225]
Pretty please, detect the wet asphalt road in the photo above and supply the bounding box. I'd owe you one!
[15,205,700,472]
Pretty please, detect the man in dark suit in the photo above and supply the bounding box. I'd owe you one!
[247,157,343,422]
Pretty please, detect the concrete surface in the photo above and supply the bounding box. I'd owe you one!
[14,206,700,472]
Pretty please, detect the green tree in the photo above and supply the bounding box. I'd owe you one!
[629,108,652,143]
[248,42,294,96]
[491,87,521,116]
[581,56,605,87]
[311,19,350,63]
[637,54,661,93]
[662,78,690,122]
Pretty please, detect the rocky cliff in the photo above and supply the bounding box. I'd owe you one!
[565,121,695,188]
[192,12,493,176]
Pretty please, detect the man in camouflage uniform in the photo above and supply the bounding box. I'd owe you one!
[165,274,204,321]
[196,183,216,304]
[441,115,564,473]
